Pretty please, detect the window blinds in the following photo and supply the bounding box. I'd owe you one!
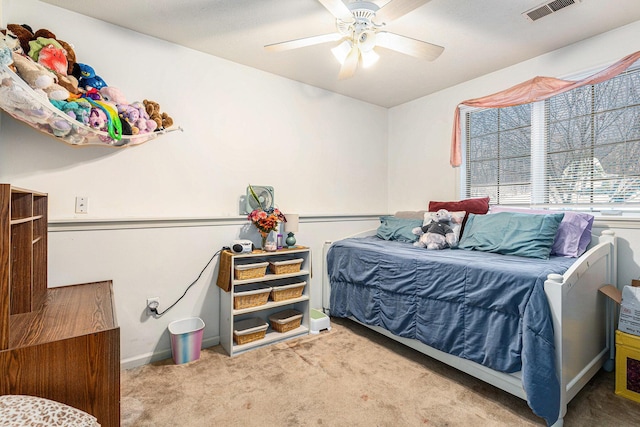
[465,65,640,210]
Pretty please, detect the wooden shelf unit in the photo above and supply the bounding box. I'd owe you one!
[0,184,120,427]
[0,185,48,339]
[220,247,311,357]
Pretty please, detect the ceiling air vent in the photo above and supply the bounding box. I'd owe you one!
[523,0,580,22]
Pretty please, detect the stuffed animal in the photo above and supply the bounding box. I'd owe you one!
[412,209,458,250]
[100,86,128,105]
[11,52,69,101]
[118,102,156,134]
[5,24,34,55]
[33,28,77,76]
[0,79,49,118]
[0,32,15,71]
[143,98,173,130]
[73,62,107,90]
[35,41,68,75]
[0,46,12,69]
[1,29,17,51]
[48,117,72,137]
[16,29,80,94]
[30,38,79,94]
[88,107,107,131]
[50,98,91,125]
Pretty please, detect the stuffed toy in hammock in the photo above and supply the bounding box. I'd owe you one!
[412,208,458,250]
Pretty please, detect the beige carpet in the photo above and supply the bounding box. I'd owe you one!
[121,318,640,426]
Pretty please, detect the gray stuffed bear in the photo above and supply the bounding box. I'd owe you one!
[412,209,458,250]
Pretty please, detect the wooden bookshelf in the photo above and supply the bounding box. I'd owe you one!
[0,184,120,427]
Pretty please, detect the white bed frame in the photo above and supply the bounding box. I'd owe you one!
[322,230,617,427]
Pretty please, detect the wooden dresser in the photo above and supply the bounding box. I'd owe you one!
[0,185,120,426]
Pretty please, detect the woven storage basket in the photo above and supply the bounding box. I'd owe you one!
[269,309,303,333]
[269,258,304,275]
[233,317,268,345]
[234,261,269,280]
[234,284,272,309]
[270,281,306,302]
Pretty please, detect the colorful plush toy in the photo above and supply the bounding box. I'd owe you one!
[84,97,122,141]
[35,42,68,75]
[88,106,107,130]
[33,28,77,76]
[17,28,80,94]
[73,62,107,90]
[118,102,157,135]
[412,209,459,250]
[50,99,91,125]
[11,52,69,101]
[95,87,133,135]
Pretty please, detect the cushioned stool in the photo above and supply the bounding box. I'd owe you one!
[0,395,100,426]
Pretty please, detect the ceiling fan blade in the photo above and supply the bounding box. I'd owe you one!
[338,46,359,80]
[318,0,354,22]
[265,33,343,52]
[376,31,444,61]
[375,0,431,24]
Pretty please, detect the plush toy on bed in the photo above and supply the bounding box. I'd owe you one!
[412,209,458,250]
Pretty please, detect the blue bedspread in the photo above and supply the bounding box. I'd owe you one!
[327,237,575,426]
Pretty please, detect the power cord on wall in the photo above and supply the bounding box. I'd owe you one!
[149,247,228,317]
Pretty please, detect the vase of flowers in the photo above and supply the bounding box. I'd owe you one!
[247,185,286,250]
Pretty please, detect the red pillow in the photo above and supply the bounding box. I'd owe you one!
[428,197,490,214]
[428,197,490,236]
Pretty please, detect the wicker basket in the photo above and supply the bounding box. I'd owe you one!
[269,309,303,333]
[269,258,304,275]
[234,261,269,280]
[233,317,268,345]
[234,284,272,309]
[270,281,306,302]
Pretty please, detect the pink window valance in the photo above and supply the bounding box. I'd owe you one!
[450,50,640,167]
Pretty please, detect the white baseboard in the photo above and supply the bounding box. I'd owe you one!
[120,336,220,370]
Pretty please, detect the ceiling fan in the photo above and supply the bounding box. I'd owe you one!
[264,0,444,79]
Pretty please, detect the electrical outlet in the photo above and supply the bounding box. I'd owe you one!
[146,297,160,315]
[75,196,88,214]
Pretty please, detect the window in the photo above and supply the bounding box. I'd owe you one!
[464,64,640,210]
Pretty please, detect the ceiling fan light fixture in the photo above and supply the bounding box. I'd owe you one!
[266,0,443,79]
[331,40,352,65]
[358,30,377,52]
[360,49,379,68]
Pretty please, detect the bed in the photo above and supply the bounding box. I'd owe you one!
[322,210,617,427]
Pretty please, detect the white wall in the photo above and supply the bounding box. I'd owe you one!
[388,20,640,288]
[0,0,386,367]
[1,1,388,219]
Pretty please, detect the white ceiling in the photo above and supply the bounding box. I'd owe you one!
[40,0,640,108]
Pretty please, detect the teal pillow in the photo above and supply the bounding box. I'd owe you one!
[376,216,424,243]
[458,212,564,259]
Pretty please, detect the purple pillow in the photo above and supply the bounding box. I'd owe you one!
[489,206,594,257]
